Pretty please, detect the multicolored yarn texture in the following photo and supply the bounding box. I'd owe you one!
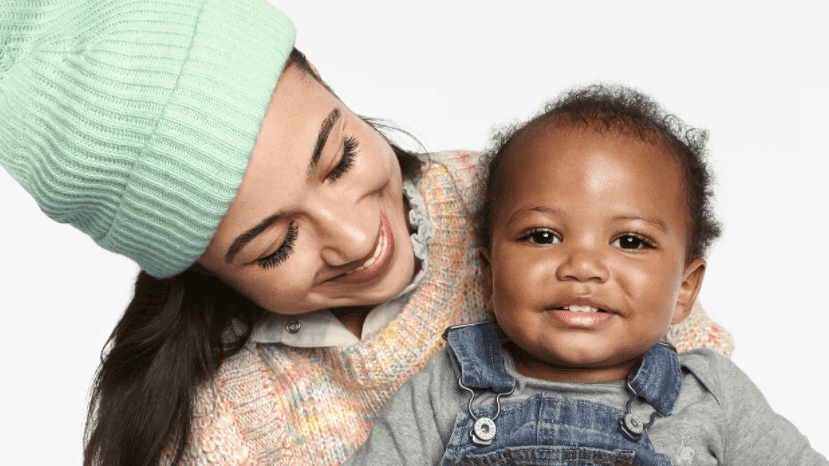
[667,300,734,356]
[164,151,734,465]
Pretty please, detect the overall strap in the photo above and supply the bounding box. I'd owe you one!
[443,322,515,394]
[628,341,683,416]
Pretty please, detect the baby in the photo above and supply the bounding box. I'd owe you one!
[343,85,827,465]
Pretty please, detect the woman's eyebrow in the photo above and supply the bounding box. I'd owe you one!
[225,212,282,264]
[223,107,342,264]
[307,107,341,178]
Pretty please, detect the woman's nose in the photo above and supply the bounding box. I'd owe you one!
[314,198,377,268]
[555,243,609,283]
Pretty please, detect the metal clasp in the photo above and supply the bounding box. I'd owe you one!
[458,377,514,446]
[619,379,663,441]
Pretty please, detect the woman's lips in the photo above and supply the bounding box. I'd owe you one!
[362,212,392,273]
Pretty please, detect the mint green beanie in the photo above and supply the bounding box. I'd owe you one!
[0,0,295,278]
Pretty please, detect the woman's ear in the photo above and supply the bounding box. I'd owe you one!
[672,258,706,325]
[478,246,494,311]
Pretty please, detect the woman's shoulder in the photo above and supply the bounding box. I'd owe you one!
[419,150,483,210]
[424,150,480,171]
[176,345,288,464]
[165,352,259,464]
[413,151,489,327]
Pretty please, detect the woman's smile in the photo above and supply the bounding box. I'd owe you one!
[334,210,395,283]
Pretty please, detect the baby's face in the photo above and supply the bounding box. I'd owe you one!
[482,126,705,383]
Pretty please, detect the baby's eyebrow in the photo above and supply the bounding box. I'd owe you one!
[506,207,669,232]
[613,215,669,232]
[507,205,563,223]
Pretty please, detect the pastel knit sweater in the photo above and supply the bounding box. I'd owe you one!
[167,151,734,466]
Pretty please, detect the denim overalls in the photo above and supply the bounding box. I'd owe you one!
[439,322,682,466]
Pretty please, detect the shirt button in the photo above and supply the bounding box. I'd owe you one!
[286,320,301,334]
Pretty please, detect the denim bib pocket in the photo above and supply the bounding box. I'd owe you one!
[449,445,636,466]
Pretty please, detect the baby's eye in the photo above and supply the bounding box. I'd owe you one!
[522,229,560,245]
[611,234,654,250]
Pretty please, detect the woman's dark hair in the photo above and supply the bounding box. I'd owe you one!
[474,83,722,261]
[83,48,422,466]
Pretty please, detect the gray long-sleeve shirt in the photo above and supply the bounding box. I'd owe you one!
[345,347,827,465]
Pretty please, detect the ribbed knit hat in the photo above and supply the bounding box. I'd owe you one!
[0,0,295,278]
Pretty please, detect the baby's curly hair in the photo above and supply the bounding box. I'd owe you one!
[474,84,722,261]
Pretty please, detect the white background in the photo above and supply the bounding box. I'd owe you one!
[1,0,827,463]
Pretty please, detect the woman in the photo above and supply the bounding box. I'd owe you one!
[0,1,733,465]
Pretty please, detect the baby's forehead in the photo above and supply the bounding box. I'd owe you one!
[499,123,692,218]
[508,121,681,174]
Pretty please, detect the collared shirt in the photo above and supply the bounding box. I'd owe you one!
[248,179,433,348]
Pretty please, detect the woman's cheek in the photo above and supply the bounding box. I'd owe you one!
[233,262,307,312]
[365,126,397,178]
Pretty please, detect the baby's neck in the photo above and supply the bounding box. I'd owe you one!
[509,343,640,384]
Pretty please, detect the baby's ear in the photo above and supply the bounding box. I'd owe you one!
[478,247,494,311]
[672,258,706,325]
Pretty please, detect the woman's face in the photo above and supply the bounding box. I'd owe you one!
[199,66,416,315]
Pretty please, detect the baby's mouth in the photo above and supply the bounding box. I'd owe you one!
[552,305,608,313]
[551,305,613,327]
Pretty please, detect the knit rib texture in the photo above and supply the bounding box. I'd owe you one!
[0,0,295,277]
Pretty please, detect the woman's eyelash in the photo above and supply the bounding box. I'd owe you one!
[256,136,356,269]
[257,223,298,269]
[326,136,358,182]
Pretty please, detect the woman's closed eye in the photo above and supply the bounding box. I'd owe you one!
[521,229,560,245]
[326,136,358,182]
[611,233,655,250]
[257,222,298,269]
[255,137,358,269]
